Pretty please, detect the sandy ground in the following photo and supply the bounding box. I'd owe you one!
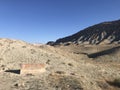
[0,38,120,90]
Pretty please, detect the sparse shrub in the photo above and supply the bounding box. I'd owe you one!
[97,81,109,89]
[24,80,40,90]
[0,43,3,46]
[26,73,34,76]
[0,58,3,61]
[61,62,65,65]
[70,73,75,75]
[22,46,26,48]
[58,76,83,90]
[49,75,83,90]
[55,71,65,74]
[68,63,73,66]
[14,83,19,87]
[30,49,36,54]
[46,59,50,64]
[0,65,6,70]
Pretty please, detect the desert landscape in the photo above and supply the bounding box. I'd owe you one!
[0,20,120,90]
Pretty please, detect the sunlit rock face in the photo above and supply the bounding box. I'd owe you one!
[51,20,120,45]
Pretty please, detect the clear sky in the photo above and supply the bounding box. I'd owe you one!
[0,0,120,43]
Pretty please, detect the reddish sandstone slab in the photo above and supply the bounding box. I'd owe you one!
[20,64,46,75]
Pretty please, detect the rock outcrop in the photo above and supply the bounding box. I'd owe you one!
[49,19,120,45]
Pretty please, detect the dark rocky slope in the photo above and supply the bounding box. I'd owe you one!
[48,19,120,45]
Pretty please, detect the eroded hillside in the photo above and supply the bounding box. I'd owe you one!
[0,38,120,90]
[48,19,120,45]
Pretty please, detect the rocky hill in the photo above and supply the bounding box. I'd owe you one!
[1,19,120,90]
[49,19,120,45]
[0,38,120,90]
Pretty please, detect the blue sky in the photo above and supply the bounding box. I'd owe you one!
[0,0,120,43]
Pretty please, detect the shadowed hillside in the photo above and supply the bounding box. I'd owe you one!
[48,19,120,45]
[88,46,120,58]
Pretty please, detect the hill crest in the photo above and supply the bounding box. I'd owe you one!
[48,19,120,45]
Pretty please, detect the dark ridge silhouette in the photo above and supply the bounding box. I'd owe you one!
[47,19,120,45]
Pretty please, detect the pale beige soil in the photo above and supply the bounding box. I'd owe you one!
[0,38,120,90]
